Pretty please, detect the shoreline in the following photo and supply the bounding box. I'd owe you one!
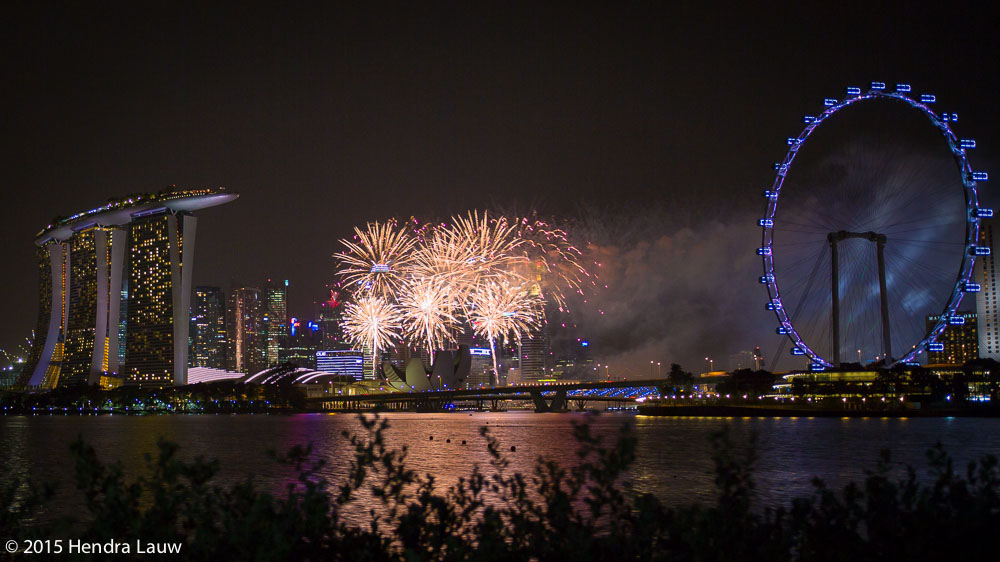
[636,404,1000,418]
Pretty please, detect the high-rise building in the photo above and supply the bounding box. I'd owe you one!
[519,328,547,382]
[190,286,227,369]
[227,287,265,374]
[926,311,978,365]
[976,221,999,360]
[123,213,196,387]
[19,188,236,388]
[263,278,288,367]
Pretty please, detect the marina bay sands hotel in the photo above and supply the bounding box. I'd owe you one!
[17,188,237,388]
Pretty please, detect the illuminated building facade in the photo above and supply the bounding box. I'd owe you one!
[263,278,288,367]
[18,188,237,388]
[976,222,999,360]
[926,311,979,365]
[227,286,265,374]
[316,349,365,380]
[190,286,228,369]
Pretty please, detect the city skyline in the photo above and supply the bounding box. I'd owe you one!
[1,4,998,375]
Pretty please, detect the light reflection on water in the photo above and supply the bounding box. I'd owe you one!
[4,413,1000,525]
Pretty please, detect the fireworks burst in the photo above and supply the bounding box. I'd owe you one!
[469,279,544,375]
[333,210,594,372]
[511,214,589,311]
[335,219,417,298]
[398,276,458,355]
[342,295,402,374]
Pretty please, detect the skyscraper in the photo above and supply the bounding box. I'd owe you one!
[926,311,978,365]
[976,221,999,360]
[190,286,227,369]
[263,278,288,367]
[227,286,265,374]
[19,188,236,388]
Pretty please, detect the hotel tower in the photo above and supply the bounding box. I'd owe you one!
[18,188,237,388]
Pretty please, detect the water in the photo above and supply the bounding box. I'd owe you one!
[4,412,1000,525]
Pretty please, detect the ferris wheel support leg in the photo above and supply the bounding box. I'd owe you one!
[877,238,892,362]
[829,236,841,367]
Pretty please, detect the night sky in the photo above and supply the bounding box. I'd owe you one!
[2,2,998,374]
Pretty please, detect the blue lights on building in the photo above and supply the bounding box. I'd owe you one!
[316,350,365,380]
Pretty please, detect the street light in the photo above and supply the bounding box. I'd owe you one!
[858,349,862,363]
[705,357,713,372]
[657,362,661,378]
[650,360,654,377]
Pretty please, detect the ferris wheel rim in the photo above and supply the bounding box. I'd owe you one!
[759,83,985,369]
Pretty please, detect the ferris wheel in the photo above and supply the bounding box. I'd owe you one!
[759,82,991,370]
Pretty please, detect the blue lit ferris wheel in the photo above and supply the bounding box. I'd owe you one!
[759,82,991,369]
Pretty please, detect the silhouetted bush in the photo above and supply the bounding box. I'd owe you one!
[4,416,1000,560]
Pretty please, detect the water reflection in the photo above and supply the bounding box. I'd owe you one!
[4,413,1000,525]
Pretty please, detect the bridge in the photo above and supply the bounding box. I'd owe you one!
[307,379,669,412]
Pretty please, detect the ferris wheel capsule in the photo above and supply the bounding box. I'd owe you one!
[960,139,977,149]
[964,282,981,292]
[972,171,989,181]
[977,208,993,218]
[928,343,945,352]
[759,218,773,227]
[896,83,912,92]
[871,81,886,90]
[920,94,936,103]
[846,86,861,96]
[824,98,838,107]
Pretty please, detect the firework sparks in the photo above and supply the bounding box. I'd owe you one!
[511,214,589,311]
[335,219,417,298]
[469,279,543,376]
[398,276,458,355]
[342,295,402,375]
